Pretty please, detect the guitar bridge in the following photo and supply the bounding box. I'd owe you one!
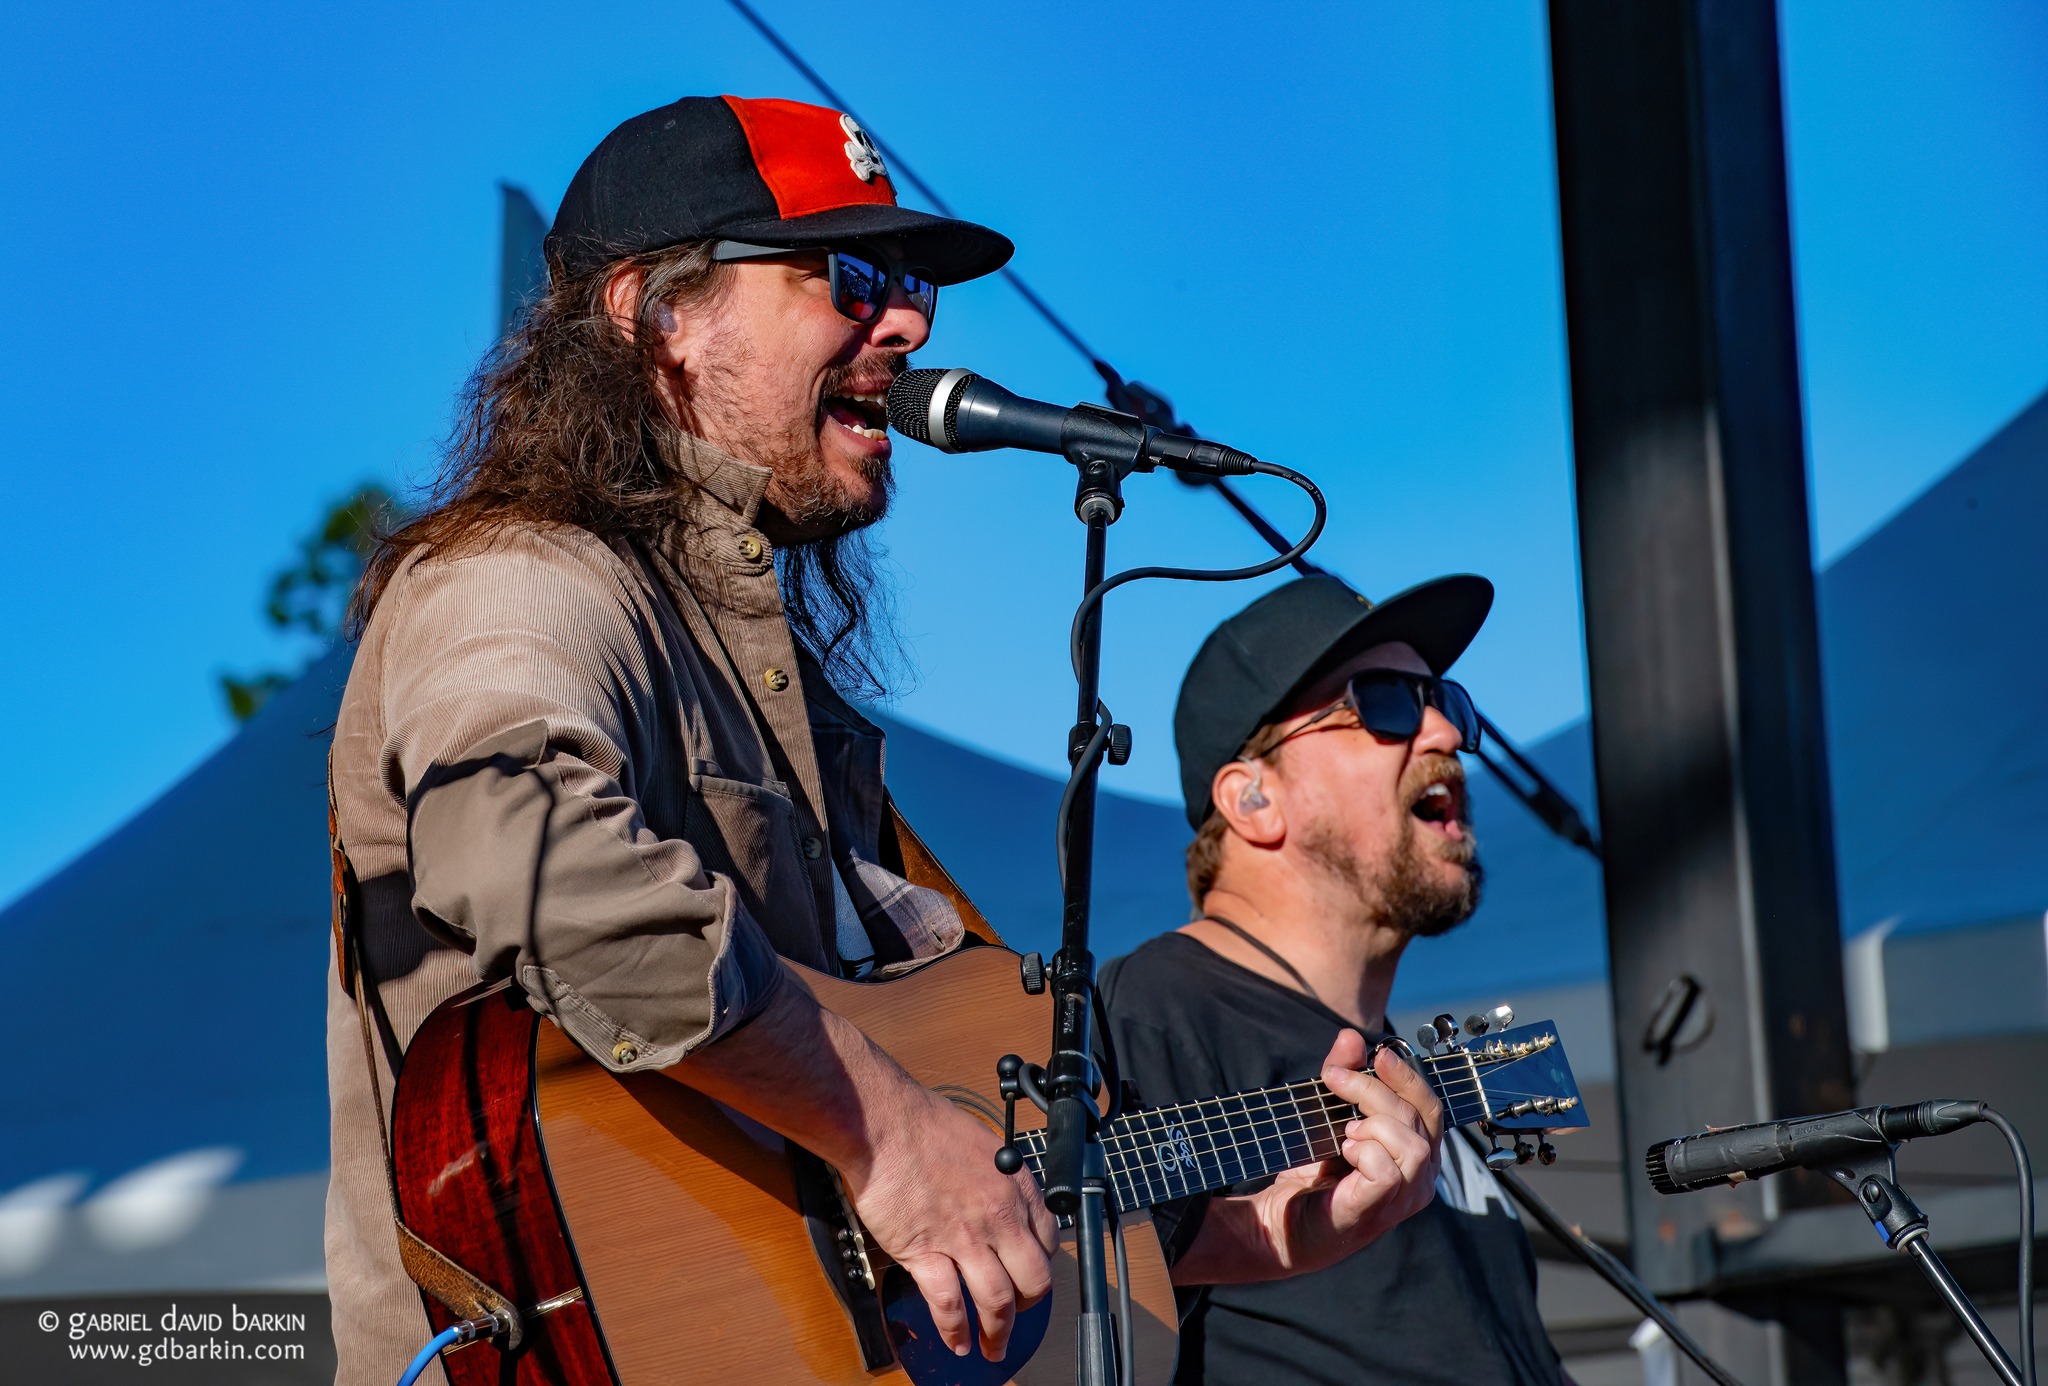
[788,1146,894,1371]
[835,1223,876,1292]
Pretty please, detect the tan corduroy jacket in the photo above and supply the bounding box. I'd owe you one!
[324,435,963,1385]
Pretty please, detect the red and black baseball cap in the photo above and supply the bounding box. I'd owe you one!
[546,96,1014,286]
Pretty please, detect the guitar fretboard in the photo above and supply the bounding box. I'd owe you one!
[1013,1079,1352,1213]
[1011,1052,1497,1214]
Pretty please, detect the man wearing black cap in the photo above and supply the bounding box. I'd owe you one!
[1100,574,1569,1385]
[326,98,1445,1384]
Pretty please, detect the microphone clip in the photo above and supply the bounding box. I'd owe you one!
[1062,406,1145,526]
[1820,1142,1930,1249]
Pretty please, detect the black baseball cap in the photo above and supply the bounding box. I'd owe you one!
[545,96,1014,286]
[1173,574,1495,828]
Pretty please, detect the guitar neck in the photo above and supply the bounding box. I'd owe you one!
[1012,1078,1353,1214]
[1009,1052,1497,1215]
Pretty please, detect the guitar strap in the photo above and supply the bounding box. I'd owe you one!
[327,749,525,1349]
[881,792,1006,948]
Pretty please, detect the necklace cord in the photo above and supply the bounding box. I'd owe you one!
[1201,914,1322,1006]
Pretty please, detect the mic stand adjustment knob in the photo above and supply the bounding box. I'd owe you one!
[993,1054,1051,1178]
[995,1054,1027,1175]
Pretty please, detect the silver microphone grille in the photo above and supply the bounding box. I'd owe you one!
[886,368,975,449]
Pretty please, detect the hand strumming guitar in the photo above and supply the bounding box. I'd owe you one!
[670,976,1057,1363]
[835,1068,1059,1362]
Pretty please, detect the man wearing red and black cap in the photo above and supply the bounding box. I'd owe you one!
[325,98,1444,1384]
[1100,574,1572,1385]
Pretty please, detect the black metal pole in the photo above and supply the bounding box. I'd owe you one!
[1040,460,1124,1386]
[1547,0,1855,1378]
[1903,1236,2025,1386]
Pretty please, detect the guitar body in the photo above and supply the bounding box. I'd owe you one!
[392,946,1180,1385]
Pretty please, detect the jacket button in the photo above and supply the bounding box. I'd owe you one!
[763,667,790,692]
[737,535,764,561]
[801,834,824,860]
[612,1040,640,1065]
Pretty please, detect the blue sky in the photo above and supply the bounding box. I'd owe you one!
[0,1,2043,908]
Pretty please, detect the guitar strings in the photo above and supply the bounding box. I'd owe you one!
[1008,1048,1561,1213]
[1110,1078,1353,1204]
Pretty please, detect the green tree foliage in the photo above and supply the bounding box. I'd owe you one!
[221,484,398,722]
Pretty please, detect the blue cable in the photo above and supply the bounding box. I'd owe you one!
[395,1325,463,1386]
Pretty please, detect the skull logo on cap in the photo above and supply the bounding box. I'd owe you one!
[840,114,887,184]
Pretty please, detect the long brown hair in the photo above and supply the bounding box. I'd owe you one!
[351,240,900,698]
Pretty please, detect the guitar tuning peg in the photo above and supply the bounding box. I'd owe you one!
[1485,1145,1519,1171]
[1463,1013,1490,1037]
[1489,1004,1515,1032]
[1432,1014,1460,1045]
[1538,1140,1558,1166]
[1514,1138,1536,1166]
[1415,1026,1440,1055]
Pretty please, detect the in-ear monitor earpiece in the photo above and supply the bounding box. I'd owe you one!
[1237,761,1270,811]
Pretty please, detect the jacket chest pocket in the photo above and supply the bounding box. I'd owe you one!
[684,767,826,968]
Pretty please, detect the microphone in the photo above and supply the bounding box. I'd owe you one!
[887,368,1260,476]
[1645,1100,1987,1194]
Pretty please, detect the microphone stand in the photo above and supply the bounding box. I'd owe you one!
[1034,440,1137,1386]
[1829,1149,2026,1386]
[982,402,1327,1386]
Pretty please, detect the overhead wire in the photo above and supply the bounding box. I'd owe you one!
[724,0,1106,363]
[722,0,1601,860]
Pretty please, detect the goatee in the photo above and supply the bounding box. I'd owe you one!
[759,354,900,542]
[1302,794,1482,940]
[1379,813,1484,938]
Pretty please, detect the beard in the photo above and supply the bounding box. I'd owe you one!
[672,335,903,697]
[764,443,892,542]
[762,355,900,539]
[678,329,900,542]
[1301,766,1483,940]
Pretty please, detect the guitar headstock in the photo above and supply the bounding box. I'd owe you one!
[1412,1006,1588,1165]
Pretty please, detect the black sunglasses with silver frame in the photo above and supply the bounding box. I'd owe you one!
[709,239,939,327]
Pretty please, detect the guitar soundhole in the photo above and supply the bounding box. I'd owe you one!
[881,1265,1053,1386]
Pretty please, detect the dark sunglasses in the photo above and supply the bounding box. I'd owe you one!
[710,240,939,326]
[1270,669,1483,756]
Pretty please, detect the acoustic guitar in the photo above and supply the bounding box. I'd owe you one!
[389,944,1585,1385]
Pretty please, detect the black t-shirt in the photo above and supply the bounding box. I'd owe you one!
[1099,932,1563,1386]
